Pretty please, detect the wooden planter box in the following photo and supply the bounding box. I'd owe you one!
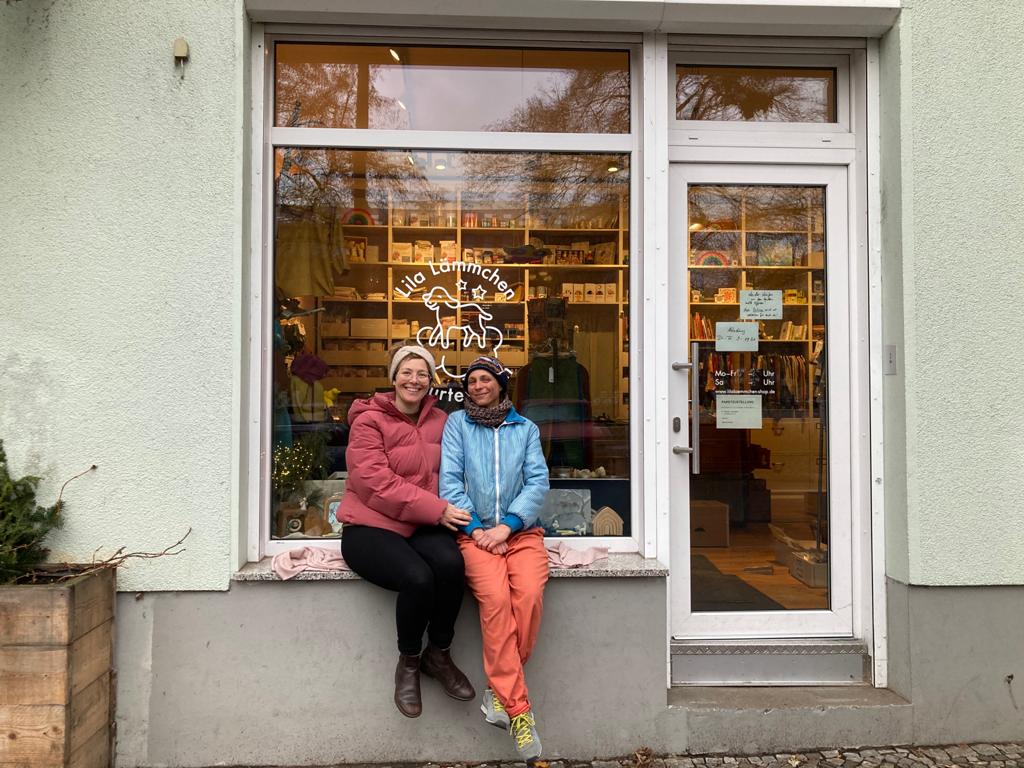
[0,567,115,768]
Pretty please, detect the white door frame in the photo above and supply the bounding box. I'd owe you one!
[668,162,858,639]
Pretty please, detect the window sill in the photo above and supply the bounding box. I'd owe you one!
[232,552,667,582]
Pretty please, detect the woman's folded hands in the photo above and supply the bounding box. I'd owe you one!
[472,524,512,555]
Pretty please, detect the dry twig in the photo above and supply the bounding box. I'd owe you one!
[57,527,193,580]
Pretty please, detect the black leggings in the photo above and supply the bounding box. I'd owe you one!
[341,524,466,655]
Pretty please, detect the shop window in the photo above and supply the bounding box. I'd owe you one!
[275,43,630,133]
[676,65,836,123]
[271,148,631,540]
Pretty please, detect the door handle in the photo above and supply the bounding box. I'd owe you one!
[690,340,701,475]
[673,445,693,455]
[672,361,692,371]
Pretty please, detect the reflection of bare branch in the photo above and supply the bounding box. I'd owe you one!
[486,68,630,134]
[677,70,830,122]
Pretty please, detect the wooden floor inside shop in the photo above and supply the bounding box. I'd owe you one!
[694,523,828,610]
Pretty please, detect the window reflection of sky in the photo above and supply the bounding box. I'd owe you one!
[375,65,566,131]
[275,44,630,133]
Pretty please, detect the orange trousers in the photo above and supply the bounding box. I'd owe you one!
[459,527,549,717]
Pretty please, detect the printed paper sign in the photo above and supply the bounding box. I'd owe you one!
[716,394,763,429]
[715,322,759,352]
[739,290,783,320]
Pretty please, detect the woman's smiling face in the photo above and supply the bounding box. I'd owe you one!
[393,356,431,413]
[466,369,501,409]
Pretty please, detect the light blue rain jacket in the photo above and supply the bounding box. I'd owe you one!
[439,407,550,534]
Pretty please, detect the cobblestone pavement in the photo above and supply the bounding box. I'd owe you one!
[257,743,1024,768]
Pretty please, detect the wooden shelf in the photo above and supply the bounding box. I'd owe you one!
[529,227,619,234]
[315,188,631,419]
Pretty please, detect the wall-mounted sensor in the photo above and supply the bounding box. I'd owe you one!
[173,38,190,63]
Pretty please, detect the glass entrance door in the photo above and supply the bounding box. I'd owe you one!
[669,164,853,639]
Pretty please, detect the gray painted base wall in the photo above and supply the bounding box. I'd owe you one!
[885,578,1024,744]
[115,578,1024,767]
[115,577,669,767]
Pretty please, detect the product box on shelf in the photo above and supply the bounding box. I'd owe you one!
[605,282,617,303]
[321,320,350,337]
[413,241,434,263]
[391,242,413,263]
[350,318,388,337]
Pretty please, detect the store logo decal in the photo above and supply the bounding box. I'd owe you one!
[394,261,514,381]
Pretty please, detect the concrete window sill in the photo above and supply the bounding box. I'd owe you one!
[232,552,667,582]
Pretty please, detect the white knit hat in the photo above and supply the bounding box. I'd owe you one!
[388,345,437,382]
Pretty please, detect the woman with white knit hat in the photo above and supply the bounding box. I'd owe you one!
[339,342,475,718]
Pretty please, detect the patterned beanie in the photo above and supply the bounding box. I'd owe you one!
[462,355,510,394]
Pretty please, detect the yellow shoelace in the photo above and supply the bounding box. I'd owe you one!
[492,693,505,713]
[510,712,536,748]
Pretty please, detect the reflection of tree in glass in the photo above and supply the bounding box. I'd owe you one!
[689,186,822,232]
[485,67,630,134]
[455,152,628,225]
[677,69,831,122]
[689,187,743,229]
[275,62,404,130]
[276,149,447,216]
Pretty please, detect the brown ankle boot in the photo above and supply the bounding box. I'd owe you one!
[420,644,475,701]
[394,654,422,718]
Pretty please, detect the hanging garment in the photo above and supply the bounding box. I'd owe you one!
[275,207,347,297]
[514,354,592,468]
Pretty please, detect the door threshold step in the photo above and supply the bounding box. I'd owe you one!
[671,639,870,685]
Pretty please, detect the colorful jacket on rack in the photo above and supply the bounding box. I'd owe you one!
[338,392,448,537]
[439,407,550,535]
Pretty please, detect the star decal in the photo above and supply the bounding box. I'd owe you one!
[455,279,468,292]
[471,285,488,301]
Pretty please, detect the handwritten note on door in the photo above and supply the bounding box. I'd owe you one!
[715,322,759,352]
[716,394,763,429]
[739,290,783,320]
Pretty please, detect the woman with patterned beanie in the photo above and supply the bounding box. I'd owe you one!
[440,355,550,761]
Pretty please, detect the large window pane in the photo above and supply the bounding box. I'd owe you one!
[271,148,631,539]
[275,44,630,133]
[676,65,836,123]
[687,184,829,611]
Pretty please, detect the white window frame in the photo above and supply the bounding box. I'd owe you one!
[670,51,852,135]
[247,28,648,559]
[653,39,887,685]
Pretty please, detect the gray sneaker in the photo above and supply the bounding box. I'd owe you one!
[481,687,510,729]
[509,710,542,761]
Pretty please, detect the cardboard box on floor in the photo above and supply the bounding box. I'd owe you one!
[769,523,827,571]
[690,500,730,547]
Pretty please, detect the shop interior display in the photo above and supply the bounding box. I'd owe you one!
[271,173,632,540]
[686,185,830,611]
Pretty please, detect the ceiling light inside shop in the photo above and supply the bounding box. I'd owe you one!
[688,222,703,231]
[389,48,401,62]
[435,161,447,170]
[607,164,619,173]
[396,99,407,110]
[407,155,416,166]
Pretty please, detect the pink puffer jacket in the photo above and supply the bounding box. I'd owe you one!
[338,391,448,537]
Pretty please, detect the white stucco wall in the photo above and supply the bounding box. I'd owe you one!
[4,0,1022,592]
[0,0,246,591]
[889,0,1024,585]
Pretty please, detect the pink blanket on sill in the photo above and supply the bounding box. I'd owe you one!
[545,541,609,569]
[272,547,350,580]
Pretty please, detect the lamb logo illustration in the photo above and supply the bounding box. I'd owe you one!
[394,263,514,381]
[419,286,503,352]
